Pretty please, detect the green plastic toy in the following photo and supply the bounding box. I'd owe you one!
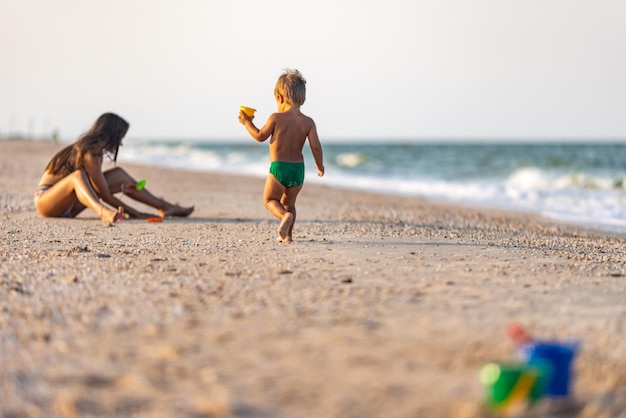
[480,361,552,412]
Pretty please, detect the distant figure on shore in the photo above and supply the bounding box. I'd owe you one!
[34,112,194,223]
[239,69,324,242]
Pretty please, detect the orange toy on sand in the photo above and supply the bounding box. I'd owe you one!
[146,217,163,223]
[507,322,533,344]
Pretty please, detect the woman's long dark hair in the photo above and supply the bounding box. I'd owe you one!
[45,113,129,176]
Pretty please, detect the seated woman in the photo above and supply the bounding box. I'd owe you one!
[34,112,194,223]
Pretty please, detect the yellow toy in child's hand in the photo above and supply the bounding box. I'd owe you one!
[240,106,256,117]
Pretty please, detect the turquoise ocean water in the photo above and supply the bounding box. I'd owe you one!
[119,140,626,234]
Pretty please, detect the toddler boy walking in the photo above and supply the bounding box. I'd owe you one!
[239,69,324,242]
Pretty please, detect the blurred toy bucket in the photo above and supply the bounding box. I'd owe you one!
[519,341,579,397]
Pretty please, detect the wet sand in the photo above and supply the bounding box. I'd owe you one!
[1,140,625,417]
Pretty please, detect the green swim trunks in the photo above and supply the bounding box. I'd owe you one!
[269,161,305,188]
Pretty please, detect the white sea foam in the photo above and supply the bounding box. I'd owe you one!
[335,152,369,168]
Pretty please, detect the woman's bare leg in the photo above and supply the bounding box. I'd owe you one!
[35,170,123,223]
[104,167,194,217]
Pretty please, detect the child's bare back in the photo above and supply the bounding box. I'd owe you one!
[266,108,317,163]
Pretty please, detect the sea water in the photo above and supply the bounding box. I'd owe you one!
[118,140,626,234]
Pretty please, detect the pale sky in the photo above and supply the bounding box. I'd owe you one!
[1,0,625,142]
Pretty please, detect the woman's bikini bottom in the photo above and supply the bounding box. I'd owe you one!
[34,184,75,217]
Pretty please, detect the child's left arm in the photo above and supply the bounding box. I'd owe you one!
[307,121,324,177]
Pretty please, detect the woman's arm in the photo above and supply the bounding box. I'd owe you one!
[83,153,142,217]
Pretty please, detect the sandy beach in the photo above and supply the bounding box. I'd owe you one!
[1,140,625,418]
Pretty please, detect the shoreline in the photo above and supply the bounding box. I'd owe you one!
[1,139,625,417]
[117,139,626,238]
[8,137,626,238]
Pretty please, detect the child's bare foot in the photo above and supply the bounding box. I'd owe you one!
[158,204,194,218]
[101,206,124,223]
[277,212,294,242]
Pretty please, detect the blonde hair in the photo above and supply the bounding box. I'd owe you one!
[274,68,307,106]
